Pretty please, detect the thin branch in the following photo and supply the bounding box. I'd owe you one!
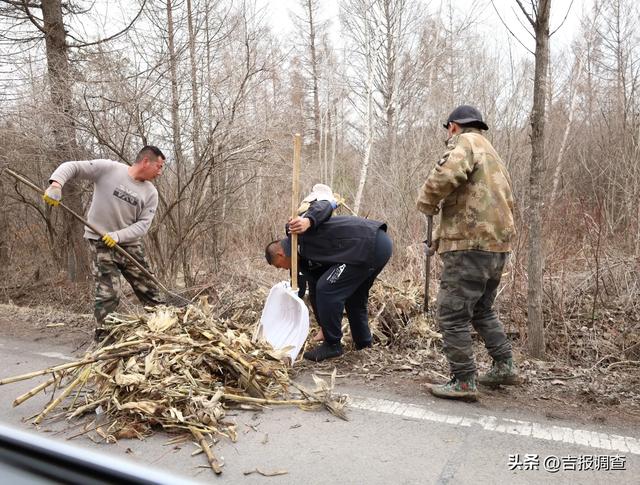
[550,0,575,37]
[514,0,535,28]
[490,0,534,55]
[511,5,537,41]
[69,0,147,48]
[19,0,45,35]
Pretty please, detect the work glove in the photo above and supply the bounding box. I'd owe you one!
[43,184,62,207]
[102,232,118,248]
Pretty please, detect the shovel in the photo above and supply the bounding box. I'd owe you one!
[4,168,191,307]
[255,134,310,363]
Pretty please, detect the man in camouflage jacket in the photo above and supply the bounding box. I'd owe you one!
[417,105,520,401]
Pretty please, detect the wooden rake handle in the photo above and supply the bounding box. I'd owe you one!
[4,168,174,297]
[290,134,302,292]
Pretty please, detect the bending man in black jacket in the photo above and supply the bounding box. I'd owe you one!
[265,200,393,362]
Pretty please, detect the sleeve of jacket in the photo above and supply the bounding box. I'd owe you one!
[49,159,113,186]
[302,200,334,228]
[416,135,475,215]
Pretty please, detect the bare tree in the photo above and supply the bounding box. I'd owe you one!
[549,55,582,203]
[341,0,377,214]
[514,0,552,358]
[291,0,325,149]
[0,0,145,281]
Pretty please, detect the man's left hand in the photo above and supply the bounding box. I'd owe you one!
[102,233,118,248]
[288,216,311,234]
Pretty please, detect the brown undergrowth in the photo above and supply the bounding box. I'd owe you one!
[0,254,638,427]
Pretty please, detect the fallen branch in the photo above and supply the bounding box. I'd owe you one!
[190,427,222,475]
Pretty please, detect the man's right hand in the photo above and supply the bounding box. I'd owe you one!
[426,239,440,256]
[102,233,118,248]
[288,216,312,234]
[43,183,62,207]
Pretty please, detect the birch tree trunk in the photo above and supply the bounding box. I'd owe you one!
[353,12,374,215]
[186,0,201,163]
[550,57,582,203]
[306,0,322,150]
[381,0,398,167]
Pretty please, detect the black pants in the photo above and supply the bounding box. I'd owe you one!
[305,230,392,346]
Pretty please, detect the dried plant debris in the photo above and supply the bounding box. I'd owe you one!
[368,280,442,347]
[0,302,348,475]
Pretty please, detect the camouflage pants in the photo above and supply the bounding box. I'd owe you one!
[436,250,512,379]
[89,240,164,326]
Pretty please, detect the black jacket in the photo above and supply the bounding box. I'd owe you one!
[299,215,386,266]
[286,201,386,266]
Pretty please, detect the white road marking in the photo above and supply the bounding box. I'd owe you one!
[35,352,75,361]
[350,396,640,455]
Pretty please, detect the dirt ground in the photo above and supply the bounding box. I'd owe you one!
[1,297,638,430]
[293,343,640,429]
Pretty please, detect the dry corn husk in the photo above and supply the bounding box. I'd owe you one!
[368,281,442,346]
[1,301,348,475]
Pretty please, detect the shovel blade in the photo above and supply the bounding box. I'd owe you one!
[257,281,310,363]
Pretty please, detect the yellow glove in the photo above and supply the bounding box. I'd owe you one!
[102,233,118,248]
[43,184,62,207]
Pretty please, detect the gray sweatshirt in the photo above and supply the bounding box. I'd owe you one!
[49,159,158,245]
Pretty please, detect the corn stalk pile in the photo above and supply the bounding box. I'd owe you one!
[368,281,442,348]
[192,272,442,350]
[0,302,347,474]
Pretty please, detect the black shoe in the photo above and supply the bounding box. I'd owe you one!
[355,341,372,350]
[303,342,343,362]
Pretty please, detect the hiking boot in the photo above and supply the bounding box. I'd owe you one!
[430,375,478,402]
[478,358,521,387]
[303,342,343,362]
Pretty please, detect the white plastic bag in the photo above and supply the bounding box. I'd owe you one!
[256,281,310,363]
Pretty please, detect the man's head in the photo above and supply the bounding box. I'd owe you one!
[265,239,291,269]
[443,105,489,136]
[133,145,166,181]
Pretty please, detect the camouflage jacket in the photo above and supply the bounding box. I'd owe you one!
[416,128,515,253]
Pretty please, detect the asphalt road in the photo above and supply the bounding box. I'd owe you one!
[0,335,638,484]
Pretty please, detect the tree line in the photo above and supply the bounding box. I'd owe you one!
[0,0,638,358]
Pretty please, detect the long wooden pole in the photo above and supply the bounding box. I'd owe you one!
[290,134,302,292]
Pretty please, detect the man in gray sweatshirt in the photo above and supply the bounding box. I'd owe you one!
[43,146,166,341]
